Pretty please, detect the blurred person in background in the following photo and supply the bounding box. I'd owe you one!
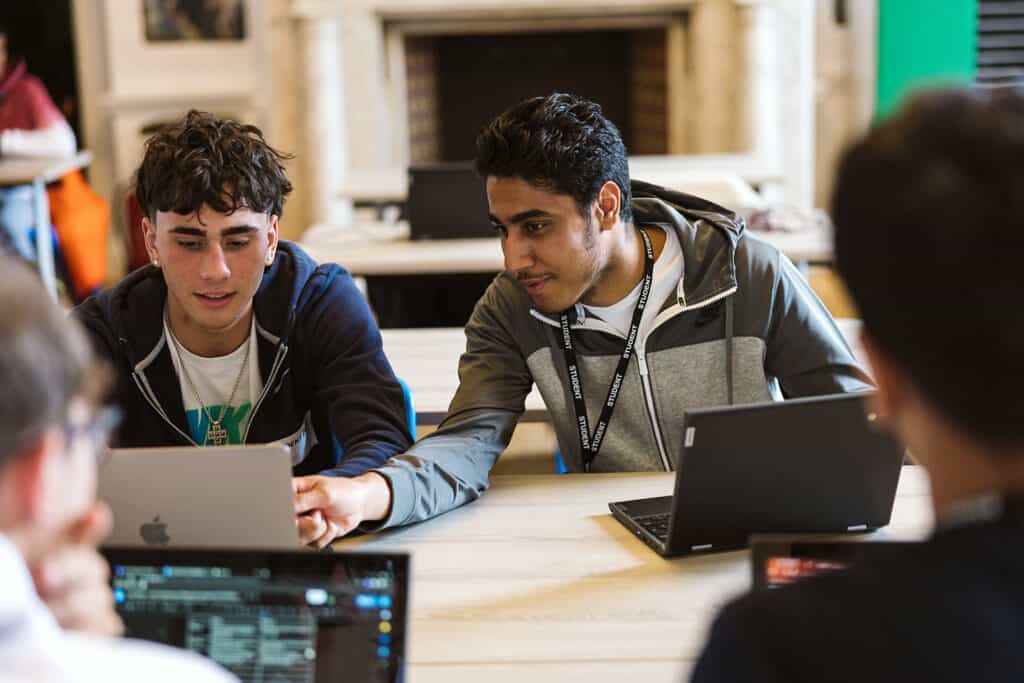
[0,16,108,300]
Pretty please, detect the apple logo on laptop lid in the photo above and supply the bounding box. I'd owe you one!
[140,515,170,546]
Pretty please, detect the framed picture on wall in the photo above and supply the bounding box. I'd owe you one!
[103,0,260,99]
[143,0,246,42]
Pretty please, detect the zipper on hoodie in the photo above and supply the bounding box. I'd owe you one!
[633,284,739,473]
[242,342,290,443]
[536,308,675,472]
[126,336,290,447]
[131,372,197,445]
[123,325,289,447]
[635,347,672,471]
[242,268,332,442]
[121,338,198,446]
[534,283,740,474]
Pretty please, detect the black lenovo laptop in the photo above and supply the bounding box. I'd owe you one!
[608,392,905,557]
[406,162,492,240]
[102,547,409,683]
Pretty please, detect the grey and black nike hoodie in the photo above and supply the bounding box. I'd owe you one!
[369,181,872,530]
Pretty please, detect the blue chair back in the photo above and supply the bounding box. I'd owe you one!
[332,377,416,458]
[396,376,416,439]
[554,447,568,474]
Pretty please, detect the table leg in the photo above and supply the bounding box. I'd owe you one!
[33,176,57,301]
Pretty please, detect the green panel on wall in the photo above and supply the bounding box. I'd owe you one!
[877,0,977,119]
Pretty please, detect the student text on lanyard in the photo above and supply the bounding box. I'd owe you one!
[560,228,655,472]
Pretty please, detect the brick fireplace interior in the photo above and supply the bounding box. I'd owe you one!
[404,28,671,163]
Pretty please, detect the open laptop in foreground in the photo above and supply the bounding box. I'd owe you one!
[609,392,905,557]
[749,533,916,591]
[102,547,409,683]
[99,444,301,549]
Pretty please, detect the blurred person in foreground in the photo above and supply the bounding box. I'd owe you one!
[0,257,235,682]
[691,86,1024,682]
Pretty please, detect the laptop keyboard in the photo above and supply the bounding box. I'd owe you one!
[637,513,671,541]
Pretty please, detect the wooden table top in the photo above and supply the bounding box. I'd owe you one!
[335,466,932,682]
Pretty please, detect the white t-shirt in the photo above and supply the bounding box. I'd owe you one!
[582,226,684,339]
[0,533,236,683]
[164,315,263,446]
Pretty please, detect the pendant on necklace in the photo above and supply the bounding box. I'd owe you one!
[206,421,229,446]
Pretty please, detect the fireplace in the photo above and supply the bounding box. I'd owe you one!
[290,0,817,226]
[404,28,671,162]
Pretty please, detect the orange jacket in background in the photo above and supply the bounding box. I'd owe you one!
[47,169,109,300]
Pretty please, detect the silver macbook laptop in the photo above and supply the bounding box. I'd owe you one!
[99,444,301,549]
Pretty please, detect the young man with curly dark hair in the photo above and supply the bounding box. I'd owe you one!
[292,93,871,546]
[73,111,411,544]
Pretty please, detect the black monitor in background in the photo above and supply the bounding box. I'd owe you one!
[406,162,494,241]
[102,547,409,683]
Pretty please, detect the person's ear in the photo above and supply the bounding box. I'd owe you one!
[265,215,280,266]
[861,331,906,429]
[142,216,160,268]
[594,181,622,231]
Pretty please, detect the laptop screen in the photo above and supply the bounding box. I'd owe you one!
[102,548,409,683]
[750,536,914,591]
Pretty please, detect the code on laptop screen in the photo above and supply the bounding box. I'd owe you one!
[105,550,407,683]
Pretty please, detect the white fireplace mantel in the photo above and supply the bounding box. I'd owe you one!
[292,0,816,228]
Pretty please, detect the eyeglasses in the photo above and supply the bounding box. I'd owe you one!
[65,405,122,465]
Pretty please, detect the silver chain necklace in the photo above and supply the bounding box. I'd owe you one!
[174,334,252,446]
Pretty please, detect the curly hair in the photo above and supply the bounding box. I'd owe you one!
[475,93,633,224]
[134,110,293,222]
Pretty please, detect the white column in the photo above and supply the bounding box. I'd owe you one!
[737,0,816,210]
[849,0,878,133]
[295,1,352,227]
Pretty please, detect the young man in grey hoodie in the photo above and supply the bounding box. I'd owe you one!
[294,93,871,547]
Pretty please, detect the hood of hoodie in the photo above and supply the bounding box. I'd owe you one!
[630,179,745,311]
[90,240,322,367]
[530,180,745,325]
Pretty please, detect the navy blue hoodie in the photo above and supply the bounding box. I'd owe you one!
[73,241,412,477]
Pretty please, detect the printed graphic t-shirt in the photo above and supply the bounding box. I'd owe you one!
[164,315,263,446]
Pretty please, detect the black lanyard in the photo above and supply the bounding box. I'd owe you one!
[560,228,654,472]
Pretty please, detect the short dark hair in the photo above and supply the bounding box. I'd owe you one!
[0,259,104,466]
[832,86,1024,447]
[135,110,293,222]
[475,93,633,224]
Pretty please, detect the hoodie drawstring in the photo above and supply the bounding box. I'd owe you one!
[725,297,735,405]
